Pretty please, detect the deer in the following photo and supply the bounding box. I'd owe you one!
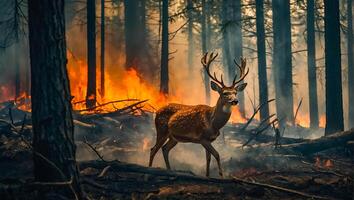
[148,52,249,177]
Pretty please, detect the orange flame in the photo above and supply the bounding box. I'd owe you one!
[324,159,333,168]
[296,113,326,128]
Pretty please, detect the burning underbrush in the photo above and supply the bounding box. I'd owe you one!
[0,98,353,199]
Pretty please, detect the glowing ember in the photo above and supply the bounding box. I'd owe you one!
[324,159,333,168]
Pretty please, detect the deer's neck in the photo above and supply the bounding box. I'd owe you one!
[211,98,232,130]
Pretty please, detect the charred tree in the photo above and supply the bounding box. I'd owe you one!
[348,0,354,129]
[13,44,20,100]
[28,0,82,198]
[187,0,194,75]
[100,0,105,97]
[231,0,245,116]
[124,0,139,68]
[306,0,319,128]
[272,0,294,127]
[201,0,210,104]
[124,0,151,79]
[160,0,169,94]
[324,0,344,135]
[255,0,270,122]
[13,0,20,100]
[86,0,97,108]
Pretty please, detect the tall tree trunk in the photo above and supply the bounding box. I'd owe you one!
[124,0,139,68]
[160,0,169,94]
[86,0,97,108]
[187,0,194,75]
[28,0,82,198]
[124,0,150,79]
[100,0,105,98]
[14,0,20,100]
[348,0,354,129]
[307,0,319,128]
[324,0,344,135]
[222,0,233,81]
[201,0,210,104]
[13,44,20,100]
[232,0,245,116]
[255,0,270,122]
[272,0,294,127]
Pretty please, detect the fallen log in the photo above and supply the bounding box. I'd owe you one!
[282,128,354,155]
[224,125,306,144]
[241,129,354,156]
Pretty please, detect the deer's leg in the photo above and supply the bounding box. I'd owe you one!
[205,149,211,177]
[201,141,223,177]
[162,139,178,169]
[149,135,168,167]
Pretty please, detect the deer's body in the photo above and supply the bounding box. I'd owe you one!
[149,53,249,177]
[156,100,231,143]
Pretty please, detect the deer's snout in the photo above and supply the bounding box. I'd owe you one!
[230,99,238,105]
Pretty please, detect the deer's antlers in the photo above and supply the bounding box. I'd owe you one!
[232,58,249,88]
[201,52,225,87]
[202,53,249,88]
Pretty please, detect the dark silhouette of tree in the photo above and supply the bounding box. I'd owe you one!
[201,0,210,104]
[255,0,270,122]
[306,0,319,128]
[272,0,294,127]
[124,0,152,80]
[160,0,169,94]
[124,0,139,68]
[187,0,194,76]
[324,0,344,135]
[28,0,82,198]
[221,0,233,83]
[231,0,245,116]
[100,0,105,97]
[86,0,97,108]
[347,0,354,129]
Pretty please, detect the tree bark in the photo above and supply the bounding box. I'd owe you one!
[347,0,354,129]
[100,0,105,98]
[324,0,344,135]
[255,0,270,122]
[272,0,294,127]
[231,0,245,117]
[187,0,194,76]
[306,0,319,128]
[221,0,233,82]
[201,0,210,104]
[28,0,82,198]
[86,0,97,108]
[160,0,169,94]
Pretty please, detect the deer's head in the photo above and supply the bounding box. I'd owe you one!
[201,52,249,106]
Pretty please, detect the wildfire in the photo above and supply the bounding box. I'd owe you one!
[296,113,326,128]
[230,107,247,124]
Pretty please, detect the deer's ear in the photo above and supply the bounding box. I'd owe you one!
[211,81,222,93]
[235,83,247,91]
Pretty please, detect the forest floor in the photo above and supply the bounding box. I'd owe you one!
[0,103,353,199]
